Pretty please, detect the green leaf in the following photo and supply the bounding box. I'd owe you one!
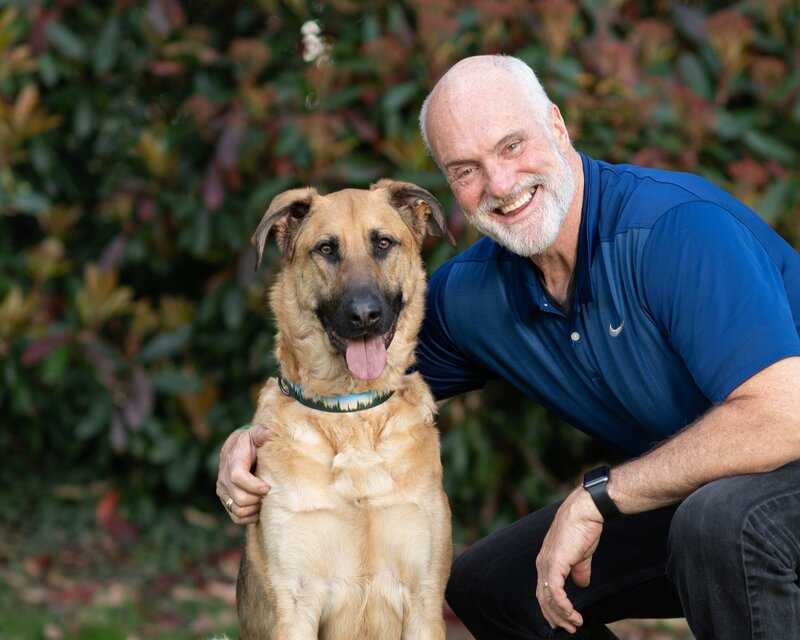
[755,178,792,224]
[678,53,712,101]
[247,177,296,212]
[222,285,244,330]
[93,17,121,75]
[41,344,70,385]
[72,94,94,138]
[743,130,797,166]
[46,21,87,61]
[148,435,180,464]
[138,326,192,363]
[361,13,381,41]
[13,190,51,214]
[165,446,200,493]
[150,369,203,394]
[75,397,112,440]
[324,85,365,109]
[382,81,418,113]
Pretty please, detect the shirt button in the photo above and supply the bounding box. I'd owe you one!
[571,331,581,342]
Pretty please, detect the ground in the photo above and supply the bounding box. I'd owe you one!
[0,477,693,639]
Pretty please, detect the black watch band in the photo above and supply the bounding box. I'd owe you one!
[582,465,622,520]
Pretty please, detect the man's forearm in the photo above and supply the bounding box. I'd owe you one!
[608,357,800,515]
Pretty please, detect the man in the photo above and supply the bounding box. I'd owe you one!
[217,55,800,639]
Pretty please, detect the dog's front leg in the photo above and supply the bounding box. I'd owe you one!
[402,588,447,640]
[270,583,327,640]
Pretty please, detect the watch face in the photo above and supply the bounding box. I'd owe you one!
[584,466,610,488]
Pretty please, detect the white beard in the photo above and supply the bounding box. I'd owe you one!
[471,143,574,257]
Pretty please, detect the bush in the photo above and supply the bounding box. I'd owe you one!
[1,0,797,542]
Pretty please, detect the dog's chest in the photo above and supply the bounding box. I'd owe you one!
[264,413,415,511]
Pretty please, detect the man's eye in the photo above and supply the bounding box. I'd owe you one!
[455,167,474,181]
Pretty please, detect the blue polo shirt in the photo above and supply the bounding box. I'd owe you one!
[417,154,800,456]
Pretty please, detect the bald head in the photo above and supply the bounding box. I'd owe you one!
[419,55,554,162]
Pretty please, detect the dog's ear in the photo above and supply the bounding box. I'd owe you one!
[372,179,455,247]
[251,187,318,269]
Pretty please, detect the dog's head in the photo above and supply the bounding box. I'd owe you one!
[252,180,453,385]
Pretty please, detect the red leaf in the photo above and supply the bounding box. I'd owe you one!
[95,488,121,524]
[21,331,70,366]
[122,366,153,431]
[99,233,126,272]
[202,160,225,211]
[95,489,138,541]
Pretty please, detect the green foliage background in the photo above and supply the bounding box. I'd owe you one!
[2,0,798,545]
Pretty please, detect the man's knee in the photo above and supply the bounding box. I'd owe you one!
[667,464,800,584]
[445,546,479,620]
[445,520,553,638]
[667,475,748,576]
[445,543,528,631]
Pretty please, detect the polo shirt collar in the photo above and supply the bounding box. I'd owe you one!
[506,152,598,319]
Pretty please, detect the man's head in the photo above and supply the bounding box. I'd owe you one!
[419,55,577,257]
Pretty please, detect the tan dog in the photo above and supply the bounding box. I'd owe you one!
[237,180,453,639]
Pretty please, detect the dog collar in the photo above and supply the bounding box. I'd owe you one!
[278,376,395,413]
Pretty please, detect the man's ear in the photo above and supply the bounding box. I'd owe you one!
[251,187,317,269]
[549,104,571,147]
[371,179,455,247]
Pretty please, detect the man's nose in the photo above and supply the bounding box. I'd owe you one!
[482,159,516,200]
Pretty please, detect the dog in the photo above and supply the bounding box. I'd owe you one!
[236,180,454,639]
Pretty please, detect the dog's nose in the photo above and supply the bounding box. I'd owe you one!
[346,290,382,331]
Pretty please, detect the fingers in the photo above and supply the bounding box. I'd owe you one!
[571,557,593,588]
[534,487,605,632]
[218,488,262,525]
[217,425,271,524]
[229,465,269,503]
[537,575,583,633]
[249,424,274,447]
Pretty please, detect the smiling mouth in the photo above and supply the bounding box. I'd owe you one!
[496,186,538,216]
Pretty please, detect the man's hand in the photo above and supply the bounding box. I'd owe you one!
[535,487,604,633]
[216,424,272,524]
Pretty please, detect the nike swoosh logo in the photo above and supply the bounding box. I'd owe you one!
[608,320,625,338]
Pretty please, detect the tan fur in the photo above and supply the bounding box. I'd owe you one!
[237,180,453,639]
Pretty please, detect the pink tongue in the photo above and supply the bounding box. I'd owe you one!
[345,335,387,380]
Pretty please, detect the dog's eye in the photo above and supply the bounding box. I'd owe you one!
[376,238,394,251]
[315,241,338,258]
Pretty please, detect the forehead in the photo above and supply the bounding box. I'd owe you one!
[304,189,404,235]
[427,72,541,165]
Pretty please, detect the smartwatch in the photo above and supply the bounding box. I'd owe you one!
[582,465,622,520]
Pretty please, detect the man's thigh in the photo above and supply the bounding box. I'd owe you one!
[446,500,683,639]
[667,459,800,640]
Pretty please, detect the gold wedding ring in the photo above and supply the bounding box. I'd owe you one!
[225,497,235,512]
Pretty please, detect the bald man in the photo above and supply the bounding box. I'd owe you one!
[218,55,800,639]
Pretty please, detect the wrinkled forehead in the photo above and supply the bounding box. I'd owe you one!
[426,70,542,160]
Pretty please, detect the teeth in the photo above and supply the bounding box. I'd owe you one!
[499,188,535,215]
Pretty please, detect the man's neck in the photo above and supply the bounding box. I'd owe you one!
[530,149,584,309]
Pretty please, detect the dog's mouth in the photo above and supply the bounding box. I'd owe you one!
[325,322,397,381]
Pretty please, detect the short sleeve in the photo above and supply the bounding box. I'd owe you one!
[642,203,800,403]
[415,261,494,400]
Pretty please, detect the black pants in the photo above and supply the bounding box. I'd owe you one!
[446,460,800,639]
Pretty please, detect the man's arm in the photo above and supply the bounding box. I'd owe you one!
[536,355,800,632]
[610,355,800,512]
